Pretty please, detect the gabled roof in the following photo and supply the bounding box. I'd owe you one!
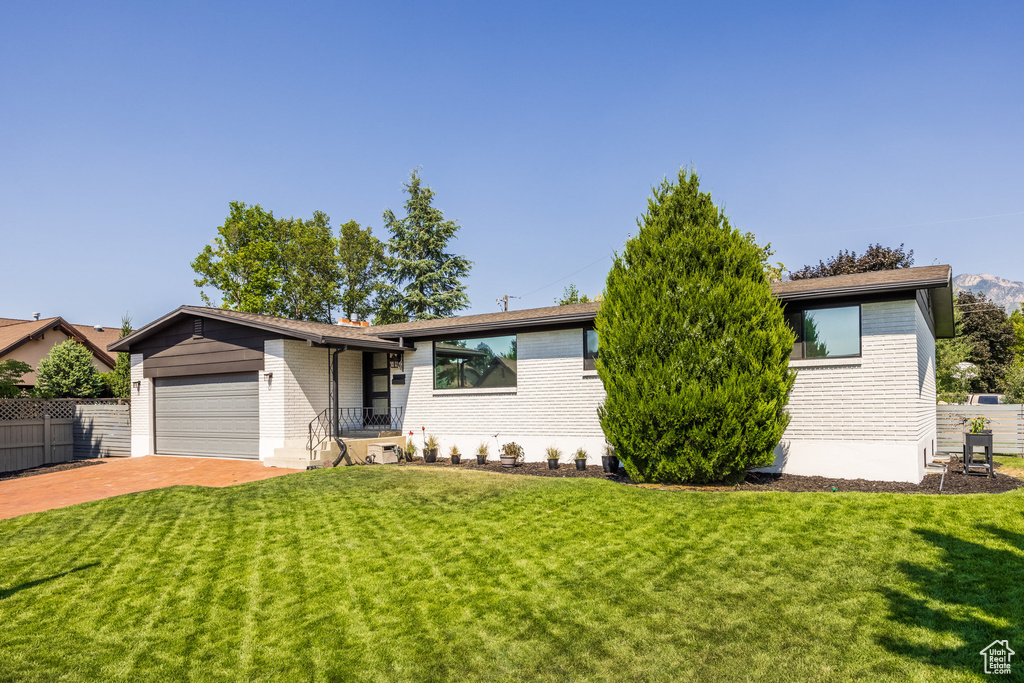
[108,306,412,353]
[0,317,118,368]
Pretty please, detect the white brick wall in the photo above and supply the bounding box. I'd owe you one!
[259,339,336,458]
[393,328,608,463]
[129,353,153,456]
[770,299,934,482]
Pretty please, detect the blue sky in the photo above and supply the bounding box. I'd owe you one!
[2,1,1021,326]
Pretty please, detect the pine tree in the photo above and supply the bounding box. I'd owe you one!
[36,340,104,398]
[107,315,133,398]
[376,170,472,323]
[597,169,795,484]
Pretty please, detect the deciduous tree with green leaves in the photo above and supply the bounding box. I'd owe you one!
[597,169,795,484]
[192,203,342,323]
[36,340,103,398]
[337,220,386,322]
[375,170,472,323]
[0,360,32,398]
[789,243,913,280]
[955,291,1016,393]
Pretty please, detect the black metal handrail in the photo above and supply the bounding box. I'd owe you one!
[307,408,332,455]
[336,406,405,434]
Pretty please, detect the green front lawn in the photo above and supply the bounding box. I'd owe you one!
[1,468,1022,682]
[995,455,1024,477]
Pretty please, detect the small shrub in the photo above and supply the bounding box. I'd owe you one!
[36,340,103,398]
[405,441,418,458]
[573,447,588,461]
[425,434,440,451]
[545,446,562,461]
[500,442,524,462]
[449,444,461,458]
[476,441,490,456]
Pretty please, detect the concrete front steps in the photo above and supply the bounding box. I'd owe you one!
[263,436,410,470]
[264,438,340,470]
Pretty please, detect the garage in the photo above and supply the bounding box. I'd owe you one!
[154,373,259,459]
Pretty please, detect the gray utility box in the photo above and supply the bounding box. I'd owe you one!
[367,442,400,464]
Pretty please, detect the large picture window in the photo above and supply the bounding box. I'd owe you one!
[433,335,518,389]
[788,305,861,359]
[584,329,599,370]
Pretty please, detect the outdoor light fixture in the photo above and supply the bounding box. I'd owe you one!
[132,381,141,393]
[264,372,273,383]
[388,352,404,371]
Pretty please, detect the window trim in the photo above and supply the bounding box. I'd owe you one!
[431,334,518,391]
[583,328,598,371]
[788,304,862,360]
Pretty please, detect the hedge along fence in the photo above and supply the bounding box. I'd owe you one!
[0,399,130,473]
[936,404,1024,457]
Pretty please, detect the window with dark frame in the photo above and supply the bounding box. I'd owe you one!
[787,305,861,360]
[433,334,517,389]
[584,329,599,370]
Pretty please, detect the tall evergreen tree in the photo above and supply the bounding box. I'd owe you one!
[597,169,795,484]
[103,315,133,399]
[376,170,472,323]
[337,220,386,322]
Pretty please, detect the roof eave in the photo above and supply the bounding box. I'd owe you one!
[369,310,599,340]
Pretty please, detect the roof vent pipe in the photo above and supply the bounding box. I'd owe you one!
[32,312,40,320]
[94,325,103,331]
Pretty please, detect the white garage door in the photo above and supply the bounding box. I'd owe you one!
[154,373,259,459]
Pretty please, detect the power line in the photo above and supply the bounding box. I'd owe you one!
[774,209,1024,239]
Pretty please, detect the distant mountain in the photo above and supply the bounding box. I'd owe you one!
[954,273,1024,312]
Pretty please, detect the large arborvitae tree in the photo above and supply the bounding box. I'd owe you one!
[375,170,472,323]
[597,169,795,484]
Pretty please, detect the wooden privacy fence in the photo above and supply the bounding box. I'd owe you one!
[0,399,130,473]
[936,404,1024,456]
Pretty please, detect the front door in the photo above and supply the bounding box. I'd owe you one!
[362,352,391,428]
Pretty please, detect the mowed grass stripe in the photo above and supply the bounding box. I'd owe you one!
[0,466,1021,682]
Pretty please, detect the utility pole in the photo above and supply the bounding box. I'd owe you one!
[497,294,519,312]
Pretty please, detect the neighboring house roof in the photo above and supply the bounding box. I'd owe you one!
[113,265,956,352]
[109,306,411,353]
[0,317,119,368]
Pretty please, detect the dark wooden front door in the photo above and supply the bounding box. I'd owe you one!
[362,352,391,427]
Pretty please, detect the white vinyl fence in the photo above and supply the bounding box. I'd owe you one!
[936,404,1024,456]
[0,399,130,473]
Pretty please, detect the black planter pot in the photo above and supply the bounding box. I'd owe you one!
[424,448,438,463]
[451,454,461,465]
[548,459,559,470]
[575,459,586,471]
[601,455,618,474]
[476,454,487,465]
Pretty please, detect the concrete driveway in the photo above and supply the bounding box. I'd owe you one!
[0,456,297,520]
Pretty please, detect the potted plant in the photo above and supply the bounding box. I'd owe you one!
[476,441,489,465]
[424,434,439,463]
[449,444,461,465]
[403,441,417,462]
[573,447,588,471]
[601,444,618,474]
[499,442,524,468]
[546,446,562,470]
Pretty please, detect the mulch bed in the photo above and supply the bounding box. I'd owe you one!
[0,459,107,482]
[403,456,1024,495]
